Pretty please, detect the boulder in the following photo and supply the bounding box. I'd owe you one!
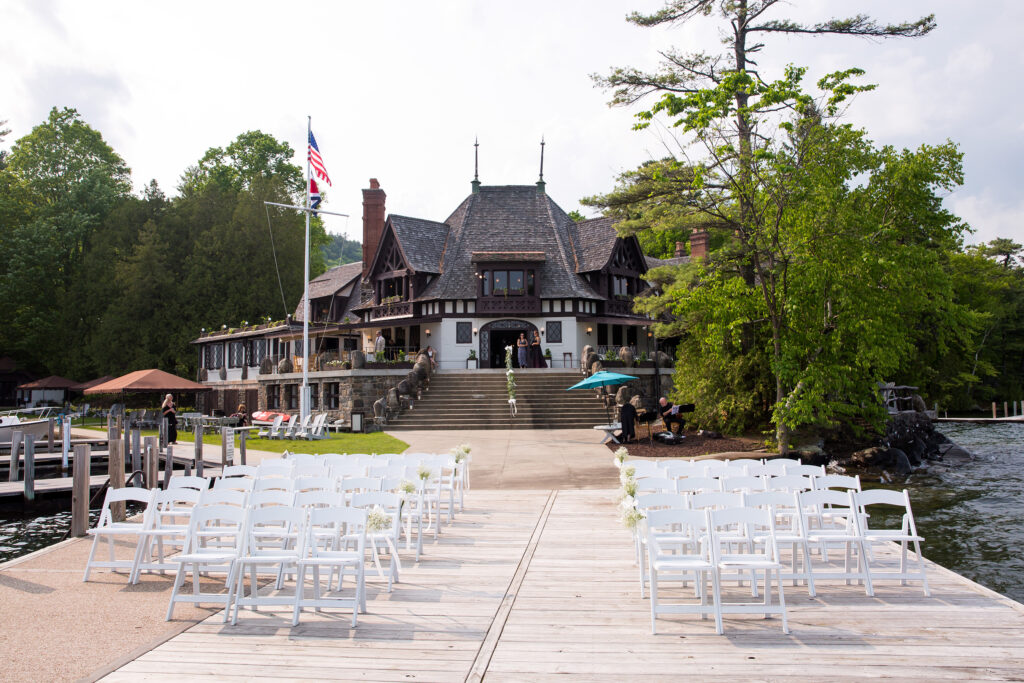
[199,368,208,381]
[386,388,400,409]
[912,394,927,412]
[630,395,644,409]
[850,446,890,468]
[397,379,412,396]
[655,351,673,368]
[890,447,913,474]
[943,445,974,464]
[373,398,386,419]
[259,357,274,375]
[582,344,594,361]
[590,360,604,375]
[615,385,633,405]
[584,351,599,373]
[218,366,227,380]
[618,347,634,368]
[351,351,366,369]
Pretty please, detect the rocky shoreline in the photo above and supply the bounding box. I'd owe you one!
[811,410,974,476]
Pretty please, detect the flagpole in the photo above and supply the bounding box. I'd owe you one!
[301,115,312,422]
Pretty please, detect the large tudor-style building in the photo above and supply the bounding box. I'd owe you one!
[193,176,696,419]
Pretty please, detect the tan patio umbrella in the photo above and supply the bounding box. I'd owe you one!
[83,369,211,395]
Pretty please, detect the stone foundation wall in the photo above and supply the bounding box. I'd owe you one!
[254,370,415,424]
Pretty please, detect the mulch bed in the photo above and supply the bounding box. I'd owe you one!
[605,429,764,459]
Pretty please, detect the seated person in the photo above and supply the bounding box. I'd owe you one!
[230,403,249,426]
[616,402,637,443]
[658,397,687,434]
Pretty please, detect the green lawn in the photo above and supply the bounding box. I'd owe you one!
[77,427,409,455]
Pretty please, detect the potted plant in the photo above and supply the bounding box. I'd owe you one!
[544,348,553,361]
[636,350,655,368]
[603,348,624,368]
[466,349,478,369]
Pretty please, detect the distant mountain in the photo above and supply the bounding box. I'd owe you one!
[322,233,361,267]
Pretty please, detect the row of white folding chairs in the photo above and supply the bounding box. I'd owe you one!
[632,472,861,496]
[623,458,827,481]
[83,482,426,588]
[634,487,929,605]
[167,501,385,627]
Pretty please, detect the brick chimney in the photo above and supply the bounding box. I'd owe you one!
[689,229,709,260]
[674,241,686,258]
[361,178,386,279]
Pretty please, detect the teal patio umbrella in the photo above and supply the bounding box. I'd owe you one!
[567,371,637,422]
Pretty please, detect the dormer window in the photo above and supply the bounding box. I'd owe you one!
[480,269,535,297]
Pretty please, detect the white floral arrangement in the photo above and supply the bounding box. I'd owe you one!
[620,476,638,499]
[619,465,636,486]
[619,502,645,531]
[614,446,629,467]
[417,464,432,481]
[451,443,471,463]
[366,507,392,533]
[400,479,416,496]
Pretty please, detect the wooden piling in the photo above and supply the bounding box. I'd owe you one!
[23,435,34,503]
[1004,401,1009,418]
[47,417,54,453]
[108,440,126,522]
[239,429,247,466]
[144,436,158,488]
[132,428,142,476]
[159,417,167,449]
[992,402,997,419]
[164,444,174,488]
[71,444,90,537]
[193,423,203,477]
[61,416,71,473]
[8,430,22,482]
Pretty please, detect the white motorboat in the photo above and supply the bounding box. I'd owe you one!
[0,415,51,443]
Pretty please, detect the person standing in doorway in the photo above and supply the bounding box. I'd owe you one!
[531,330,547,368]
[374,330,385,358]
[516,333,528,368]
[161,394,178,444]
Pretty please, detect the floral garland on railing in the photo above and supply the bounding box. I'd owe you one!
[504,345,517,417]
[614,446,644,530]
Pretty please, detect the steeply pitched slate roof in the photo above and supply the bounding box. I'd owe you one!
[420,186,600,300]
[294,261,363,320]
[389,215,449,273]
[572,217,619,272]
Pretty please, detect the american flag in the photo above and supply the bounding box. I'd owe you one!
[310,178,321,216]
[308,130,332,186]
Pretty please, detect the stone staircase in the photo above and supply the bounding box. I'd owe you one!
[386,370,612,430]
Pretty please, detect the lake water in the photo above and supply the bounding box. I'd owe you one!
[892,421,1024,603]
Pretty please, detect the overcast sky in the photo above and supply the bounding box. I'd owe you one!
[2,1,1020,246]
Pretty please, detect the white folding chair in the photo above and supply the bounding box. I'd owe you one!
[198,488,248,508]
[165,504,246,620]
[293,506,367,626]
[221,465,258,478]
[709,507,789,635]
[646,508,717,634]
[83,487,157,582]
[745,491,816,596]
[351,492,402,591]
[228,506,306,625]
[856,489,930,595]
[292,462,330,478]
[621,460,663,481]
[636,477,677,494]
[719,475,767,494]
[294,490,346,509]
[675,477,721,496]
[294,476,337,493]
[249,489,295,509]
[131,487,202,583]
[254,477,296,493]
[634,493,689,597]
[214,476,255,493]
[765,474,814,493]
[256,460,294,478]
[167,475,211,491]
[786,464,827,477]
[798,489,874,596]
[813,474,862,492]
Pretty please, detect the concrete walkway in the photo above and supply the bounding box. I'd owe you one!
[386,428,618,489]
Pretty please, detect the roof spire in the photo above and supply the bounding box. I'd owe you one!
[536,136,546,194]
[471,137,481,194]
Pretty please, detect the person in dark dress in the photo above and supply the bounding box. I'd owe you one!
[516,333,529,368]
[530,331,547,368]
[617,401,637,443]
[161,393,178,444]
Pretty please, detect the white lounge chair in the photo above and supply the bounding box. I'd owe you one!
[257,415,283,439]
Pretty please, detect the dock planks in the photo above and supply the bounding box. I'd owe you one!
[102,489,1024,681]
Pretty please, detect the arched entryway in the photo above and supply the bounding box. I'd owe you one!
[479,319,539,368]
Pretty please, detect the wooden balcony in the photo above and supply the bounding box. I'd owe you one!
[477,297,541,315]
[370,300,414,320]
[603,299,635,316]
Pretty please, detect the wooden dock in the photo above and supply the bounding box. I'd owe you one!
[934,416,1024,424]
[98,488,1024,681]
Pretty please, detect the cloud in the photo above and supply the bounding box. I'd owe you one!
[948,191,1024,246]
